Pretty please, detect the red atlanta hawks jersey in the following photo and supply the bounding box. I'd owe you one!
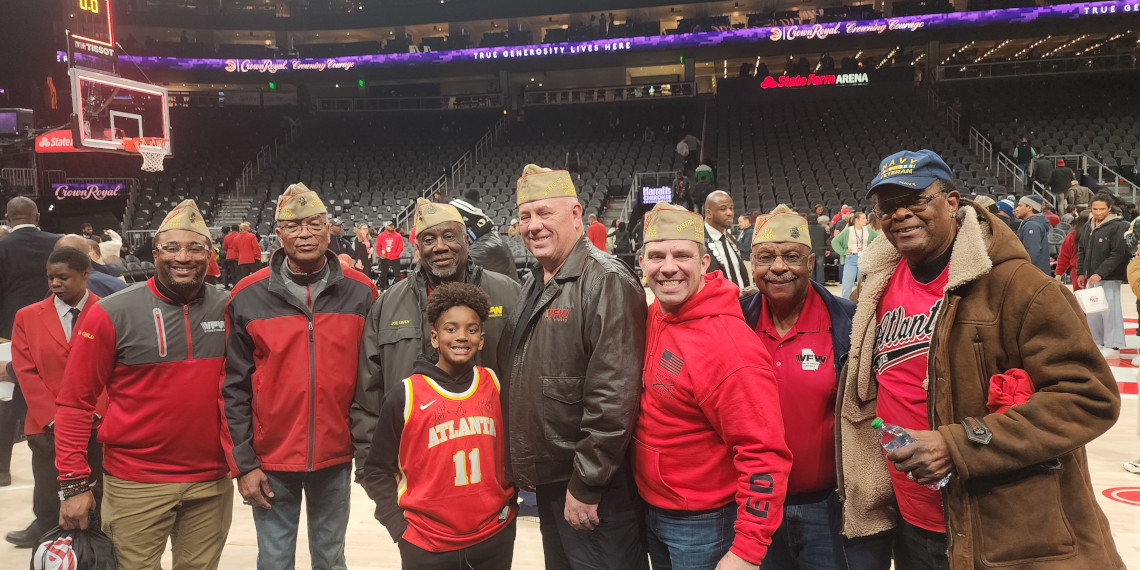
[397,366,516,552]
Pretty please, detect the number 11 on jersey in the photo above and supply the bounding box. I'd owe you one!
[453,448,482,486]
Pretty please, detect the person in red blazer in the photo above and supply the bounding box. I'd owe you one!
[235,222,262,283]
[7,246,105,547]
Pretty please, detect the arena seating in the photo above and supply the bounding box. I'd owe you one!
[457,102,694,225]
[951,76,1140,182]
[712,91,978,214]
[242,110,500,238]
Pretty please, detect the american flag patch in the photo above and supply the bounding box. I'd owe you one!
[660,350,684,376]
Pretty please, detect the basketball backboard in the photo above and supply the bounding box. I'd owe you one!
[69,67,170,154]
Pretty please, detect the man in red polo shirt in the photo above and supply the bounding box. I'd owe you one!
[741,205,892,569]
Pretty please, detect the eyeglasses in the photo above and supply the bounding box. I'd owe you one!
[872,191,944,220]
[156,242,210,258]
[277,220,328,236]
[751,251,808,267]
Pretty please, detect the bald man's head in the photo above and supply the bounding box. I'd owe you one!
[6,197,38,227]
[704,191,734,232]
[56,234,100,262]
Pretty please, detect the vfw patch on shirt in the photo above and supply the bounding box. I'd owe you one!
[200,320,225,333]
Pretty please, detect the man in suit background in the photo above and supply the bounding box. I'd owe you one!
[7,247,104,546]
[0,197,61,488]
[703,191,751,293]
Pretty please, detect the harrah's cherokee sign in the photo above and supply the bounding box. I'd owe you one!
[52,183,125,201]
[112,2,1134,73]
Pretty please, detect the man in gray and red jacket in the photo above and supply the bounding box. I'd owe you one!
[222,183,377,570]
[56,199,232,570]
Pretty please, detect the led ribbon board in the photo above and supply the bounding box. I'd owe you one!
[111,2,1139,73]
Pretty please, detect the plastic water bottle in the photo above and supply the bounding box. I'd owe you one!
[872,417,950,490]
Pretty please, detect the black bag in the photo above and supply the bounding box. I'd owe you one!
[31,527,116,570]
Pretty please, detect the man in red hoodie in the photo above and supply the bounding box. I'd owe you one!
[375,220,404,290]
[634,201,792,569]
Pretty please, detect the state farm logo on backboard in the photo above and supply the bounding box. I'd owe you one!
[35,129,87,153]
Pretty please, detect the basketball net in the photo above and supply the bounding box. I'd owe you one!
[122,137,168,172]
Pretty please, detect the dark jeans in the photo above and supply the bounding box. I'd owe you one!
[645,502,735,570]
[224,259,238,288]
[236,263,257,283]
[0,384,26,474]
[251,464,351,570]
[812,253,826,283]
[894,520,949,570]
[397,519,516,570]
[27,431,104,533]
[535,471,648,570]
[765,491,893,570]
[377,259,400,290]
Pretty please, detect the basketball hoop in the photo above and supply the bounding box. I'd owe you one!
[122,137,169,172]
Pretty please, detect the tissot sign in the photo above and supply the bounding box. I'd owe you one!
[108,2,1134,74]
[51,183,125,201]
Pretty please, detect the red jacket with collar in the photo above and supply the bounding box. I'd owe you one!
[222,250,377,475]
[236,231,261,265]
[223,232,239,260]
[11,294,103,435]
[632,273,791,565]
[55,279,230,483]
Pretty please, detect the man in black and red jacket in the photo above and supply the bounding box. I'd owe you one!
[222,183,377,570]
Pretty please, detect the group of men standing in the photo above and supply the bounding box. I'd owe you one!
[0,147,1127,570]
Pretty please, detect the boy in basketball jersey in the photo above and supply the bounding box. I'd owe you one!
[360,282,516,569]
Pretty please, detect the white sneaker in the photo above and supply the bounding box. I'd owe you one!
[1124,460,1140,474]
[1100,347,1120,359]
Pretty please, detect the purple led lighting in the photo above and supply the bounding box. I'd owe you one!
[97,2,1136,74]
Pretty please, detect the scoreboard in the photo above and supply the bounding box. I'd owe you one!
[66,0,114,49]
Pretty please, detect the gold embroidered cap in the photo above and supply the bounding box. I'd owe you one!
[275,183,327,221]
[752,204,812,248]
[157,199,211,240]
[642,202,704,244]
[414,197,465,234]
[516,163,577,205]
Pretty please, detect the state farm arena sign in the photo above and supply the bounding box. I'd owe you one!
[760,73,870,89]
[35,129,87,153]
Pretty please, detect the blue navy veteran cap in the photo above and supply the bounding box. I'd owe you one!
[868,150,955,198]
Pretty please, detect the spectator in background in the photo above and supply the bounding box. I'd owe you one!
[1013,194,1053,275]
[327,218,352,257]
[831,211,878,300]
[376,220,404,290]
[996,198,1021,231]
[352,223,374,277]
[736,214,754,254]
[678,134,702,172]
[99,229,123,265]
[565,147,583,174]
[1050,158,1076,200]
[506,218,527,257]
[452,189,517,281]
[223,224,239,288]
[1078,192,1129,359]
[807,214,829,283]
[82,237,123,280]
[1055,212,1086,290]
[79,223,94,239]
[1012,136,1036,182]
[587,213,607,251]
[1067,179,1094,211]
[0,197,61,490]
[54,235,126,298]
[692,177,712,216]
[612,221,633,260]
[671,171,693,211]
[235,222,261,282]
[1041,202,1060,227]
[704,191,751,292]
